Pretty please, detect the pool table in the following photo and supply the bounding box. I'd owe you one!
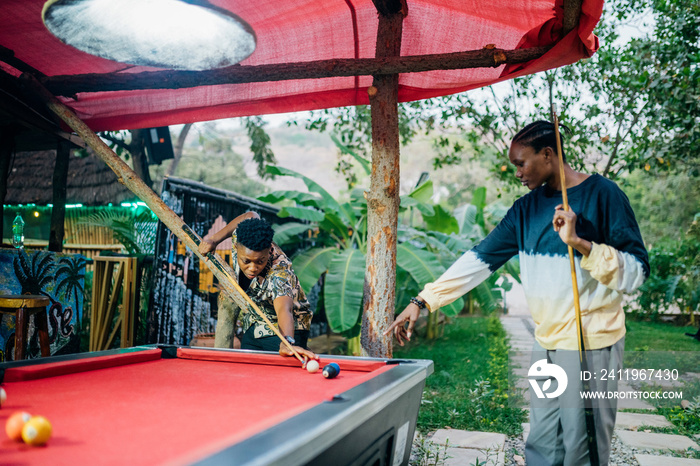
[0,345,433,465]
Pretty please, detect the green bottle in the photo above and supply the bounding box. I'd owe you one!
[12,213,24,248]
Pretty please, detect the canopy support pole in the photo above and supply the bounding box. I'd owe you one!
[0,127,15,242]
[18,73,306,356]
[362,0,406,358]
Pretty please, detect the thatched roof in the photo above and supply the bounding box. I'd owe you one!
[5,150,136,206]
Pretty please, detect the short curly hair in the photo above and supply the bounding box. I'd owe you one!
[236,218,274,251]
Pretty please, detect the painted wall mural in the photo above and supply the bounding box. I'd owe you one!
[0,248,86,361]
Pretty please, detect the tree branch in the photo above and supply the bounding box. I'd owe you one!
[166,123,193,178]
[100,132,131,152]
[371,0,407,16]
[604,116,626,177]
[603,102,646,177]
[509,80,520,133]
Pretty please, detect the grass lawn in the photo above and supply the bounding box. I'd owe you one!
[623,318,700,381]
[393,315,526,437]
[623,317,700,443]
[625,318,700,352]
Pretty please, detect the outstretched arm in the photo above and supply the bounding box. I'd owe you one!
[385,206,520,345]
[273,296,318,363]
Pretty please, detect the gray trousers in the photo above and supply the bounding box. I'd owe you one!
[525,338,624,466]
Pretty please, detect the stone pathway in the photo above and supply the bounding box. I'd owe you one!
[427,430,505,465]
[421,283,700,466]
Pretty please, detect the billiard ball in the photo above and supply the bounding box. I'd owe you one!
[322,362,340,379]
[6,411,31,441]
[22,415,52,446]
[306,359,320,373]
[0,387,6,406]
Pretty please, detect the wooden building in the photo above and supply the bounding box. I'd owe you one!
[3,149,139,258]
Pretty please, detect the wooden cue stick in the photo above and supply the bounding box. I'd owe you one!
[552,110,585,357]
[20,73,305,365]
[552,108,600,465]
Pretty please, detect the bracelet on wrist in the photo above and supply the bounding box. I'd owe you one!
[410,297,427,309]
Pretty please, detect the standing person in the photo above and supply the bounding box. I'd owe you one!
[198,211,317,362]
[385,120,649,465]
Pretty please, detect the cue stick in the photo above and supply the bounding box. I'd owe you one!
[552,107,585,356]
[21,73,306,365]
[552,106,599,465]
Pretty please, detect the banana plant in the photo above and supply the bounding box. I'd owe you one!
[258,166,367,342]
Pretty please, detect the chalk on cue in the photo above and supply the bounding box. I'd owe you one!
[322,362,340,379]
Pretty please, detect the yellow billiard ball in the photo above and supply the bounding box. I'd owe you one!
[21,415,52,446]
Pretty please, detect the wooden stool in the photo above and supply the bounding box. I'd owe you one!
[0,294,51,360]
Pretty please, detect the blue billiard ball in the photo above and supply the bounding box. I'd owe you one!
[322,362,340,379]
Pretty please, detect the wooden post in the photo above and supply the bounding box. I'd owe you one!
[361,0,405,358]
[41,46,550,97]
[0,127,14,244]
[49,140,70,252]
[129,129,153,189]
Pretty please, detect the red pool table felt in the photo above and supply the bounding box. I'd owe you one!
[0,348,391,465]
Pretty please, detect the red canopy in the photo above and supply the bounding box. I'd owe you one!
[1,0,603,132]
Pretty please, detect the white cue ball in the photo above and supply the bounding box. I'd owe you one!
[0,387,6,406]
[306,359,320,373]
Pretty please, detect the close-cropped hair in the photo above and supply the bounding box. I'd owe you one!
[236,218,274,252]
[512,120,572,163]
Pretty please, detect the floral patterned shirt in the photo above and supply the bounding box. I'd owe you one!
[230,230,312,338]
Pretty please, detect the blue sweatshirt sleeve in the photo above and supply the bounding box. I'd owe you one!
[580,180,649,292]
[419,204,520,311]
[472,201,521,271]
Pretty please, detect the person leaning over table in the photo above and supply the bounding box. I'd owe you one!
[198,211,317,362]
[385,120,649,466]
